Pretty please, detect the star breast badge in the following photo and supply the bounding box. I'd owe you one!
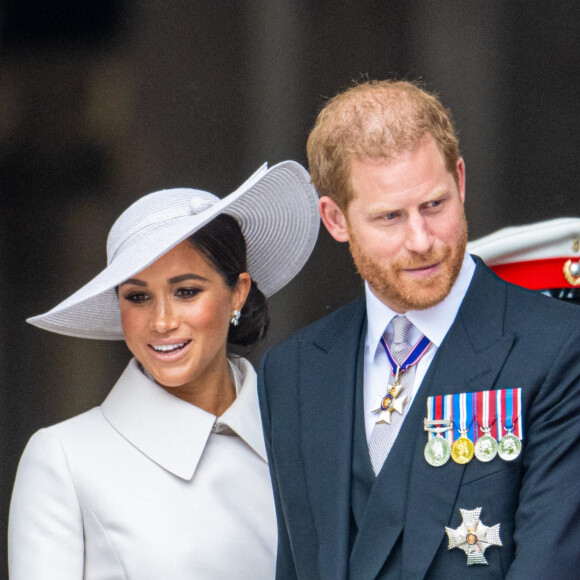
[445,507,502,565]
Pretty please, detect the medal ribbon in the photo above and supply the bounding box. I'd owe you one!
[452,392,474,441]
[497,388,523,440]
[428,389,523,448]
[426,394,453,442]
[474,390,497,441]
[380,334,431,377]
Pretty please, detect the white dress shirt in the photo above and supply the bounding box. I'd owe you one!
[9,357,276,580]
[364,253,476,442]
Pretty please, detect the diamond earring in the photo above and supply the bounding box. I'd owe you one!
[230,310,241,326]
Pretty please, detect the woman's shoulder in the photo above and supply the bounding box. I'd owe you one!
[23,407,109,459]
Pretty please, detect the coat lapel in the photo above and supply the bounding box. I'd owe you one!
[350,260,517,579]
[401,260,516,579]
[299,298,366,580]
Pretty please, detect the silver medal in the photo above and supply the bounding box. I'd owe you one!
[474,434,498,462]
[424,436,451,467]
[498,433,521,461]
[446,507,503,565]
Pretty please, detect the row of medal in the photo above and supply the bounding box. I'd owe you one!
[423,388,523,467]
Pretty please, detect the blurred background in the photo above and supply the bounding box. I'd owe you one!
[0,1,579,574]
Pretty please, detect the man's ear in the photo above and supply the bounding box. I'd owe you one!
[456,157,466,203]
[318,196,350,242]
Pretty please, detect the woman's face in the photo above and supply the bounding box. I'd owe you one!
[118,240,250,398]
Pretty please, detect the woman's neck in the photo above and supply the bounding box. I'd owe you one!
[157,357,237,417]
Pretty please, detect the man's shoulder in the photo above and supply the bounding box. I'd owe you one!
[269,296,365,353]
[471,259,579,331]
[504,280,579,331]
[259,297,365,392]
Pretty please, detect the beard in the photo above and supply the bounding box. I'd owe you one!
[348,215,468,312]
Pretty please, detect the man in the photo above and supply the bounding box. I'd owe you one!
[258,80,580,579]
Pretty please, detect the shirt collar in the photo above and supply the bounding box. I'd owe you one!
[100,357,266,481]
[366,252,476,358]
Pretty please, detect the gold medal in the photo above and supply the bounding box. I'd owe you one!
[451,434,474,464]
[450,393,475,464]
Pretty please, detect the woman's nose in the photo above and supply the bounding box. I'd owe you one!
[149,298,178,333]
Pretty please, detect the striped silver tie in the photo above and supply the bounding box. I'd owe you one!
[368,315,414,475]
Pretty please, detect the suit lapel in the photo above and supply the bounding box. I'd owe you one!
[400,260,516,579]
[299,298,366,580]
[350,260,517,580]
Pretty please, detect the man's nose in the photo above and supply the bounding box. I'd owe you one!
[404,215,434,254]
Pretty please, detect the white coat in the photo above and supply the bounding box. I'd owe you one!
[9,357,277,579]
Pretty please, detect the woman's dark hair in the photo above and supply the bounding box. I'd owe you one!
[188,214,270,348]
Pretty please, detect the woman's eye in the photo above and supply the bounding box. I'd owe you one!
[176,287,200,299]
[124,292,149,304]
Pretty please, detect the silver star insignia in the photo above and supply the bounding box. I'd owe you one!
[372,384,407,424]
[445,507,502,565]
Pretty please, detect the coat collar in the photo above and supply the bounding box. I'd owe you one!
[217,358,268,461]
[348,258,516,579]
[400,258,515,579]
[101,357,266,481]
[299,298,367,580]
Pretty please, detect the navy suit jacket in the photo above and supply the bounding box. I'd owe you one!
[258,258,580,579]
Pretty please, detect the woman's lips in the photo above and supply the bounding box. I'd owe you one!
[148,340,192,361]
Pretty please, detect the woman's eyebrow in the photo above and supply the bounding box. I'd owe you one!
[120,273,209,288]
[168,273,209,284]
[119,278,147,287]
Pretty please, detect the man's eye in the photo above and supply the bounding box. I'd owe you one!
[384,212,399,220]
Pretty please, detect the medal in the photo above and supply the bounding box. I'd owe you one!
[451,393,474,464]
[372,334,431,424]
[474,390,498,462]
[497,388,522,461]
[498,433,521,461]
[423,418,453,466]
[451,434,475,464]
[474,432,498,462]
[424,394,453,467]
[425,434,452,466]
[425,388,523,467]
[445,507,502,565]
[372,377,407,424]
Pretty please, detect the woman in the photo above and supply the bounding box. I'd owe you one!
[8,161,319,579]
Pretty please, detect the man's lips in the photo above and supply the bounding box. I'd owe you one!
[401,262,440,277]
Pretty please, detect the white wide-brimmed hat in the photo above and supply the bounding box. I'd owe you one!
[28,161,320,339]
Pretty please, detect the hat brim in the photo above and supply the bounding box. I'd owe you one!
[468,218,580,264]
[27,161,320,339]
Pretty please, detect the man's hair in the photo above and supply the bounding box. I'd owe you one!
[306,80,460,210]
